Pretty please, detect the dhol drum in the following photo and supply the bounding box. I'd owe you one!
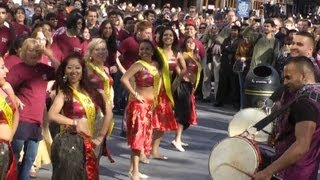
[228,108,273,142]
[208,136,275,180]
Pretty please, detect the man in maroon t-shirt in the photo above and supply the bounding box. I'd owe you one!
[117,20,153,72]
[0,3,14,56]
[117,16,135,42]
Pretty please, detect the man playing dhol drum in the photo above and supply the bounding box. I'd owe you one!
[254,56,320,180]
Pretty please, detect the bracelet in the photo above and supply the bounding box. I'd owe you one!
[72,119,77,126]
[134,91,138,98]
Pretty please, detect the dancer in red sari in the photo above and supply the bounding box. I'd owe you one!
[0,56,19,180]
[48,54,111,180]
[172,36,201,152]
[153,26,186,158]
[121,40,162,180]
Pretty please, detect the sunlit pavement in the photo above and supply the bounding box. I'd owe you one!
[35,102,320,180]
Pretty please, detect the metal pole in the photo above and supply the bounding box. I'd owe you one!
[197,0,203,13]
[205,0,209,11]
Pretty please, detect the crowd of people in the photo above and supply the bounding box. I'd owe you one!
[0,0,319,180]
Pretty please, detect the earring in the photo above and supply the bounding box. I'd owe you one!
[63,75,67,83]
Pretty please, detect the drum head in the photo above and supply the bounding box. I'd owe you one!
[228,108,272,142]
[209,137,259,180]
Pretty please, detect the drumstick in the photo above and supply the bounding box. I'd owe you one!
[216,163,254,178]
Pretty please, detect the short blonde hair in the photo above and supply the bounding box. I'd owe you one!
[83,38,108,62]
[19,38,41,61]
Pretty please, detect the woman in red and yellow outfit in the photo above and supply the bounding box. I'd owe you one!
[121,40,162,180]
[172,36,201,152]
[48,54,111,180]
[84,38,114,162]
[0,56,19,180]
[154,26,186,158]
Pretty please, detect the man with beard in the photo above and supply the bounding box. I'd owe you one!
[269,32,320,106]
[254,56,320,180]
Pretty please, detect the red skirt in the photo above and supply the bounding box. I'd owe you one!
[154,89,178,131]
[126,99,153,155]
[81,133,99,180]
[189,91,197,125]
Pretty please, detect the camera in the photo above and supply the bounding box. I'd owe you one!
[254,18,261,22]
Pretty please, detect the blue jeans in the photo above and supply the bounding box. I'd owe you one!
[12,139,39,180]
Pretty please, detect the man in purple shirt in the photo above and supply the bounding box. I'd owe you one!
[254,56,320,180]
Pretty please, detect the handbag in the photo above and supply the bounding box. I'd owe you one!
[233,60,246,73]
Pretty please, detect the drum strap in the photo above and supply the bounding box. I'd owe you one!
[253,94,303,131]
[255,84,320,131]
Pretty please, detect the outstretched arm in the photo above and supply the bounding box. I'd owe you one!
[254,120,316,180]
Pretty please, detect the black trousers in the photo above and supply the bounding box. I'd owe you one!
[215,64,240,104]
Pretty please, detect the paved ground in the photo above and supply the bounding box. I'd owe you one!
[34,102,320,180]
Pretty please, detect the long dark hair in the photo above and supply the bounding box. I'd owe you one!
[66,9,85,41]
[157,26,179,55]
[181,36,198,54]
[55,53,106,115]
[99,19,117,54]
[139,39,163,70]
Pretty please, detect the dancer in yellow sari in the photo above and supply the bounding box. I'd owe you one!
[48,54,111,180]
[84,38,114,162]
[121,40,162,180]
[172,36,201,152]
[0,56,19,180]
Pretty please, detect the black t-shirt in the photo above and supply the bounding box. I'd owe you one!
[289,98,319,124]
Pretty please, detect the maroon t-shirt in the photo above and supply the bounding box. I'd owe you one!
[4,55,22,70]
[51,32,85,61]
[118,36,140,70]
[11,22,31,37]
[6,63,55,124]
[0,25,14,56]
[56,12,67,29]
[117,29,131,42]
[179,37,206,60]
[106,50,117,67]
